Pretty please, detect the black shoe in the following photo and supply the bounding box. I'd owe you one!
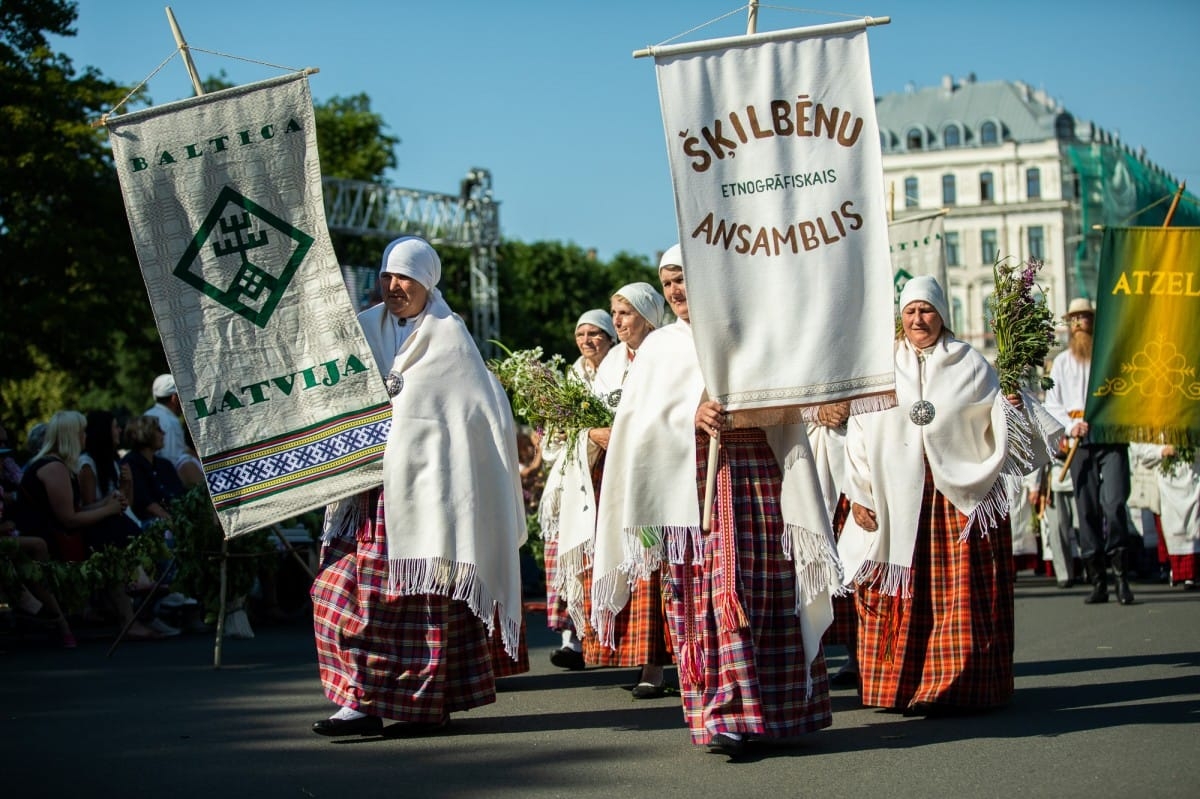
[1084,584,1108,604]
[311,715,384,736]
[631,682,668,699]
[549,646,586,671]
[1056,580,1075,589]
[1115,577,1135,605]
[707,733,745,756]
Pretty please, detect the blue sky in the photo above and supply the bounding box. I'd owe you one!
[57,0,1199,262]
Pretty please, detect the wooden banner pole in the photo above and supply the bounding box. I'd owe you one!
[1163,181,1185,227]
[165,6,205,97]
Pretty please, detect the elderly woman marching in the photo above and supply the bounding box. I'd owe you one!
[538,309,617,670]
[311,236,527,736]
[838,276,1061,716]
[583,280,674,696]
[592,245,840,755]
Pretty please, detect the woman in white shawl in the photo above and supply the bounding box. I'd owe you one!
[838,276,1060,716]
[538,309,616,670]
[592,247,840,755]
[579,281,674,694]
[311,236,527,737]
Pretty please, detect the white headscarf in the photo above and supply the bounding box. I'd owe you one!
[575,309,617,343]
[613,282,665,329]
[899,275,950,328]
[658,243,682,270]
[380,235,442,291]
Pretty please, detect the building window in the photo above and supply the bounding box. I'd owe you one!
[1028,226,1045,261]
[980,171,994,203]
[981,229,998,264]
[906,127,924,150]
[982,293,996,346]
[980,120,999,145]
[904,176,919,208]
[944,232,961,267]
[942,174,957,205]
[1027,167,1042,199]
[951,296,964,334]
[943,124,961,148]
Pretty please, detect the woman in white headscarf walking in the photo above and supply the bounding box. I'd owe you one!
[583,281,675,696]
[837,276,1060,716]
[311,236,527,737]
[539,309,617,670]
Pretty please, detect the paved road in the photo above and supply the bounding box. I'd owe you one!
[3,575,1198,798]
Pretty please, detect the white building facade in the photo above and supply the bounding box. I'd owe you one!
[877,74,1190,355]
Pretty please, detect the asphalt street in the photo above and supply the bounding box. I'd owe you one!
[3,574,1197,799]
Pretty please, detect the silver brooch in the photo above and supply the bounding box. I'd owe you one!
[909,400,935,426]
[385,372,404,397]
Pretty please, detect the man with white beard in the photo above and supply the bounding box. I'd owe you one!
[1043,298,1136,606]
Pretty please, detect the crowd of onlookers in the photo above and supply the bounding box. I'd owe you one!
[0,373,218,649]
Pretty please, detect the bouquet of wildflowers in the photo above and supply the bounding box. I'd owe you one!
[989,257,1056,395]
[488,342,613,449]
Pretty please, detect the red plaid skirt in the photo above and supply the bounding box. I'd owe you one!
[312,490,496,721]
[490,608,530,677]
[823,495,858,648]
[543,536,573,632]
[663,430,831,745]
[855,466,1015,711]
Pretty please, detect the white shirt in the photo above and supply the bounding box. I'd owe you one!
[1043,349,1090,434]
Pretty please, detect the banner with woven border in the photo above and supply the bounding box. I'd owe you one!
[652,22,896,415]
[107,73,390,538]
[1086,226,1200,446]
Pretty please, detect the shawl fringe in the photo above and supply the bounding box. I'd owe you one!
[848,390,899,417]
[590,569,623,650]
[321,492,371,543]
[388,556,521,660]
[555,541,589,633]
[848,558,914,599]
[784,523,847,606]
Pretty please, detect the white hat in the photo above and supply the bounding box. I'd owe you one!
[152,373,177,398]
[898,275,950,327]
[575,309,617,342]
[1065,297,1094,318]
[658,243,682,271]
[380,236,441,290]
[613,282,666,329]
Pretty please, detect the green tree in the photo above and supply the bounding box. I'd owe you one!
[0,0,162,435]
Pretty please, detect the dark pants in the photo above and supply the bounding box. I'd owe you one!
[1069,443,1133,560]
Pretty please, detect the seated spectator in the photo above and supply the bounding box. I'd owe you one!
[79,411,134,511]
[121,415,186,524]
[18,410,161,640]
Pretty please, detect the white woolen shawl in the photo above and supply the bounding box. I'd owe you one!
[591,321,841,688]
[535,355,608,630]
[838,335,1062,596]
[346,293,527,658]
[806,423,847,520]
[1130,444,1200,555]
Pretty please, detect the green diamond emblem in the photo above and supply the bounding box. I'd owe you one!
[173,187,314,328]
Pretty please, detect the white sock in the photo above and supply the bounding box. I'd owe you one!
[330,706,367,721]
[562,630,582,651]
[720,732,742,741]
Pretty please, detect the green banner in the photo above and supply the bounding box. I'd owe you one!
[1086,227,1200,445]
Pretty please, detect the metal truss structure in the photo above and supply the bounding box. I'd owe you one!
[322,167,500,354]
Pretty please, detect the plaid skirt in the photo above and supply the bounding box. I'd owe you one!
[543,536,573,632]
[490,607,530,677]
[823,495,858,648]
[581,449,673,669]
[664,430,832,745]
[311,490,496,721]
[855,465,1015,711]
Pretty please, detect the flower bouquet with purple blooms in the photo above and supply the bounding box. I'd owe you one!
[989,257,1056,395]
[488,342,613,448]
